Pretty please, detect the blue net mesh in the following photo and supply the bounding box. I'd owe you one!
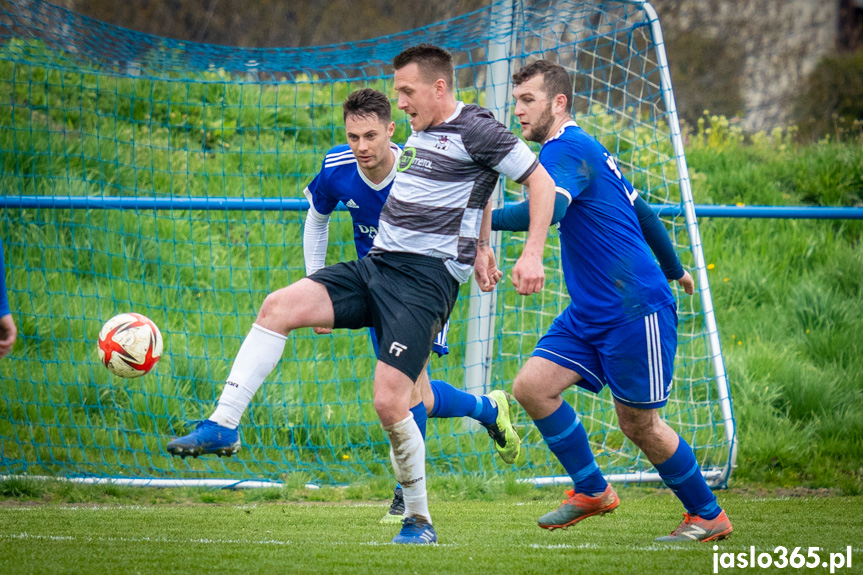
[0,0,733,485]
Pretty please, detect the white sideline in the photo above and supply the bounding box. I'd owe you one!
[520,469,725,487]
[0,474,319,490]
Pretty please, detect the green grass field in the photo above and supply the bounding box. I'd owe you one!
[1,482,861,575]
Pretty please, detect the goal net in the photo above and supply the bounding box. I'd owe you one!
[0,0,734,487]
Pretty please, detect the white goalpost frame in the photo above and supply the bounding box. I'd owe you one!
[464,0,515,408]
[641,1,737,486]
[470,0,737,487]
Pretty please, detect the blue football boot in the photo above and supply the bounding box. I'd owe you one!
[167,420,241,458]
[392,516,437,545]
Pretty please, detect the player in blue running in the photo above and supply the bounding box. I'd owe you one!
[300,88,521,522]
[498,61,732,543]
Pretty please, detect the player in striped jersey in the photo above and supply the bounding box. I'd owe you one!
[301,88,522,523]
[499,60,731,542]
[167,45,558,545]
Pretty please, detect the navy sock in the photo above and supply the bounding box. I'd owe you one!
[655,436,721,519]
[410,401,427,440]
[428,379,497,426]
[534,402,607,495]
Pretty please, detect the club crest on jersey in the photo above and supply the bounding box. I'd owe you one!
[434,135,450,150]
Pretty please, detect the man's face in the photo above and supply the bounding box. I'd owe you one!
[345,113,395,172]
[512,74,555,143]
[394,62,440,132]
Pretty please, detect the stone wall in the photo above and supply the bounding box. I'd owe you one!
[651,0,840,131]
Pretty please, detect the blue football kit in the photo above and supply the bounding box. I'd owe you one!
[534,122,676,408]
[303,144,449,357]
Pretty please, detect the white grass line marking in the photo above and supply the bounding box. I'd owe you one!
[2,532,292,546]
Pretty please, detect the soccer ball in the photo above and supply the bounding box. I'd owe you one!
[97,313,163,378]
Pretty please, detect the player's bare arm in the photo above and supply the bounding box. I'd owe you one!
[511,163,555,296]
[474,202,502,292]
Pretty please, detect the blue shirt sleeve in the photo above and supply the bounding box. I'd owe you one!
[491,192,570,231]
[634,196,684,280]
[0,237,9,317]
[305,162,339,216]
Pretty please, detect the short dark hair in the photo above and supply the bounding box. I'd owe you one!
[393,44,454,90]
[512,60,573,109]
[343,88,391,123]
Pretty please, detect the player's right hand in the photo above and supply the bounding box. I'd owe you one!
[474,245,502,292]
[511,254,545,295]
[313,326,332,335]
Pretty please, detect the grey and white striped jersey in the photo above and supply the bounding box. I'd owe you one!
[371,102,539,284]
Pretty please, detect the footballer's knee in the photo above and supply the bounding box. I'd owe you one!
[513,371,547,417]
[617,407,661,444]
[257,288,297,333]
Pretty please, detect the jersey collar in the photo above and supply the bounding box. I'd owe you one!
[443,101,465,123]
[356,144,401,191]
[545,120,579,143]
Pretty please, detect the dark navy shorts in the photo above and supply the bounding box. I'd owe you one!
[309,252,459,382]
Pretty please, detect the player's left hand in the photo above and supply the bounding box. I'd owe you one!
[675,270,695,295]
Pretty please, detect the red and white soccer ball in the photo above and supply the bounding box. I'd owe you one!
[97,313,163,378]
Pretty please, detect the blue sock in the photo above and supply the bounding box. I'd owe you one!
[655,436,721,519]
[534,402,607,495]
[410,401,427,440]
[428,379,497,426]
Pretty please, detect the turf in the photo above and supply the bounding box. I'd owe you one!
[1,490,861,575]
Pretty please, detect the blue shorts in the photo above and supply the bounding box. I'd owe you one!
[369,321,449,358]
[532,304,677,409]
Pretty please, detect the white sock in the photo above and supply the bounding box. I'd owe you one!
[384,414,430,523]
[209,323,287,429]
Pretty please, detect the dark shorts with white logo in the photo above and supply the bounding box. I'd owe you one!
[308,252,460,382]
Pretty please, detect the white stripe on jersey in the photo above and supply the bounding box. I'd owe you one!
[324,158,358,169]
[325,149,355,162]
[458,207,482,239]
[377,219,458,258]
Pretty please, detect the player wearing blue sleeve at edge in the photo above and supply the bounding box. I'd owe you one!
[501,61,732,543]
[301,89,521,523]
[0,237,18,359]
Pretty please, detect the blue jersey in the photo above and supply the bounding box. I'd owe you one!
[542,122,673,327]
[303,144,399,259]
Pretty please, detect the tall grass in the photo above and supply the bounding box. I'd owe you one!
[686,117,863,492]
